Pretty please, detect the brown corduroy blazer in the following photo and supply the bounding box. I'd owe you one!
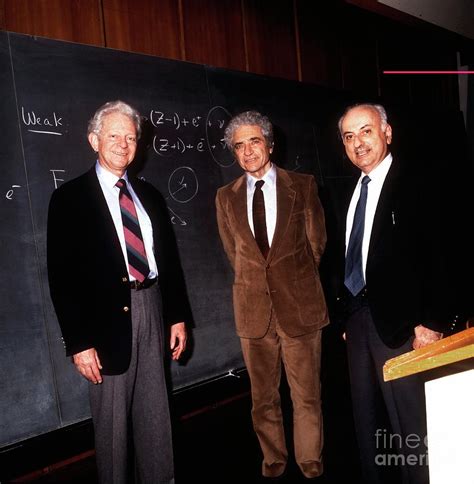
[216,166,329,339]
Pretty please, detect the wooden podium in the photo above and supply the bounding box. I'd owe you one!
[383,327,474,484]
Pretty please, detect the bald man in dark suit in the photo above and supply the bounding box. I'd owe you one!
[330,103,453,484]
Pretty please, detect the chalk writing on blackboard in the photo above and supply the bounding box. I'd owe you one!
[50,169,65,189]
[167,166,199,204]
[150,110,202,130]
[168,207,187,226]
[5,185,21,200]
[21,107,64,136]
[153,136,205,156]
[148,106,234,167]
[205,106,234,168]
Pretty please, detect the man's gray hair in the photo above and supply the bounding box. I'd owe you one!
[224,110,273,150]
[338,103,388,136]
[87,100,142,139]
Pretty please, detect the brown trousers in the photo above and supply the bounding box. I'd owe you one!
[240,315,323,479]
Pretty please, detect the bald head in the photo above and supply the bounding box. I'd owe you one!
[339,104,392,174]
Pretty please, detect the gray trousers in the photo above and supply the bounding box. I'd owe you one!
[89,284,174,484]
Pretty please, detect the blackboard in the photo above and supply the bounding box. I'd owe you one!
[0,30,471,450]
[0,31,334,448]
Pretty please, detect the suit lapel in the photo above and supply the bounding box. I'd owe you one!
[267,168,296,262]
[230,175,266,261]
[228,168,299,263]
[368,159,399,258]
[86,167,128,272]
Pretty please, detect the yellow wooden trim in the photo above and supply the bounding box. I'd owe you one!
[383,327,474,381]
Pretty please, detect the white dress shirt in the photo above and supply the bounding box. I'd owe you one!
[95,162,158,280]
[246,163,277,246]
[345,153,393,279]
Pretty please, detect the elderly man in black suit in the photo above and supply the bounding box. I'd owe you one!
[47,100,189,484]
[331,103,451,484]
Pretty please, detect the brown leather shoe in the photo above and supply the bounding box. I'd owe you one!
[262,462,287,479]
[298,460,323,479]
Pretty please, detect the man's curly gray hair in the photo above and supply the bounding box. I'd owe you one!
[224,111,273,150]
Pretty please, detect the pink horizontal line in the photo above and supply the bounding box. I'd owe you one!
[384,71,474,75]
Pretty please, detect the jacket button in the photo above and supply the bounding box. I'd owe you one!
[123,306,130,312]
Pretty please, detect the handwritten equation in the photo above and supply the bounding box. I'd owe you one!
[20,104,233,166]
[150,111,202,130]
[12,105,311,228]
[153,136,206,156]
[149,106,235,167]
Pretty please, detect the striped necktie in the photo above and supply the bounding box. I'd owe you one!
[116,179,150,282]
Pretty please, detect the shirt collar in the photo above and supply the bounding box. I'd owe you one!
[358,153,392,185]
[95,161,129,188]
[246,163,276,190]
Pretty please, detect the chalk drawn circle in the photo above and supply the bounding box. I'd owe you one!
[168,166,199,204]
[205,106,234,167]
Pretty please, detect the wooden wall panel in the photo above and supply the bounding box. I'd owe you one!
[0,0,6,31]
[103,0,181,59]
[0,0,469,110]
[243,0,298,80]
[3,0,103,46]
[181,0,246,71]
[296,1,343,88]
[297,2,379,97]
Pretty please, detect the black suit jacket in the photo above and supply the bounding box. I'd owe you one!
[47,167,190,374]
[328,158,450,348]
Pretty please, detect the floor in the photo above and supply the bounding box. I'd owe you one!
[3,327,363,483]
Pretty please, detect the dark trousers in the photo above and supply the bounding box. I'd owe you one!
[240,314,323,479]
[346,303,429,484]
[89,284,174,484]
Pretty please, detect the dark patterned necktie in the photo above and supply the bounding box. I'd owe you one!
[344,175,371,296]
[116,179,150,282]
[252,180,270,259]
